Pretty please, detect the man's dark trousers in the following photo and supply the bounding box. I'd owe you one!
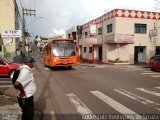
[17,96,34,120]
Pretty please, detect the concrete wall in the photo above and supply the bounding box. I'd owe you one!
[114,17,160,63]
[0,0,16,56]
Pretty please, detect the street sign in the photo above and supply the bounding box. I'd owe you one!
[149,29,158,37]
[0,30,22,38]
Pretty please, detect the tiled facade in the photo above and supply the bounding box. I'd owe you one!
[67,9,160,64]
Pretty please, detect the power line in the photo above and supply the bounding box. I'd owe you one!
[29,0,31,9]
[21,0,27,9]
[12,0,23,26]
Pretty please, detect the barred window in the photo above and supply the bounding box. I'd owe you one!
[98,27,102,35]
[134,24,147,34]
[89,47,92,53]
[107,24,112,33]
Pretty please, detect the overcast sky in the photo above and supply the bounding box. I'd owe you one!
[17,0,159,38]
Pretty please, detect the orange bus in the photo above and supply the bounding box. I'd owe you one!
[43,38,77,69]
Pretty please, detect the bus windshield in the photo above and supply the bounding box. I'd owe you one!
[52,43,76,57]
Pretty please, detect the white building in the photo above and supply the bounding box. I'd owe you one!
[66,9,160,64]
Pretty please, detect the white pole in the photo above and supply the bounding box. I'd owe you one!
[154,22,157,55]
[154,36,156,55]
[2,45,4,57]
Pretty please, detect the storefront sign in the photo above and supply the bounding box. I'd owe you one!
[1,30,22,38]
[149,29,158,37]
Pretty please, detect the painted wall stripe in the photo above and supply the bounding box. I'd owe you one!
[114,89,160,111]
[136,88,160,97]
[90,91,146,120]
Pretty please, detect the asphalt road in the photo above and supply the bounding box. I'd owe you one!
[0,59,160,120]
[34,59,160,120]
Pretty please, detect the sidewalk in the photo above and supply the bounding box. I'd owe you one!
[78,62,150,69]
[0,94,21,120]
[0,88,43,120]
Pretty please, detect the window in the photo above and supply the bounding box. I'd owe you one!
[0,46,2,52]
[83,47,86,53]
[85,32,88,38]
[68,34,71,39]
[134,24,147,34]
[89,47,92,53]
[107,24,112,33]
[98,27,102,35]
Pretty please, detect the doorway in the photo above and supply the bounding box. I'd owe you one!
[134,46,146,63]
[156,46,160,55]
[98,47,102,62]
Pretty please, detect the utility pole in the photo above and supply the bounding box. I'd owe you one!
[22,8,36,57]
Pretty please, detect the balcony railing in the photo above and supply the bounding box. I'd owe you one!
[104,34,134,44]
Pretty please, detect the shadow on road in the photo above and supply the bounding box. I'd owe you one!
[34,61,54,120]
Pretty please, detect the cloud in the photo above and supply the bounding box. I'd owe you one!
[52,28,66,36]
[47,28,66,37]
[19,0,157,38]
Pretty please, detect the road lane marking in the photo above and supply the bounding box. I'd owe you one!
[90,91,146,120]
[141,72,160,75]
[136,88,160,97]
[79,66,87,68]
[143,71,152,72]
[151,75,160,77]
[0,85,12,88]
[44,67,48,70]
[95,65,107,68]
[0,78,10,80]
[155,87,160,89]
[114,89,160,111]
[50,111,56,120]
[73,67,79,70]
[0,81,12,83]
[124,69,143,71]
[66,93,98,119]
[90,90,136,114]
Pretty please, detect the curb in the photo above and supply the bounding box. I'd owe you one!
[0,95,21,120]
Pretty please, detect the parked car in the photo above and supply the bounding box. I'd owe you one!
[150,55,160,71]
[0,57,20,77]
